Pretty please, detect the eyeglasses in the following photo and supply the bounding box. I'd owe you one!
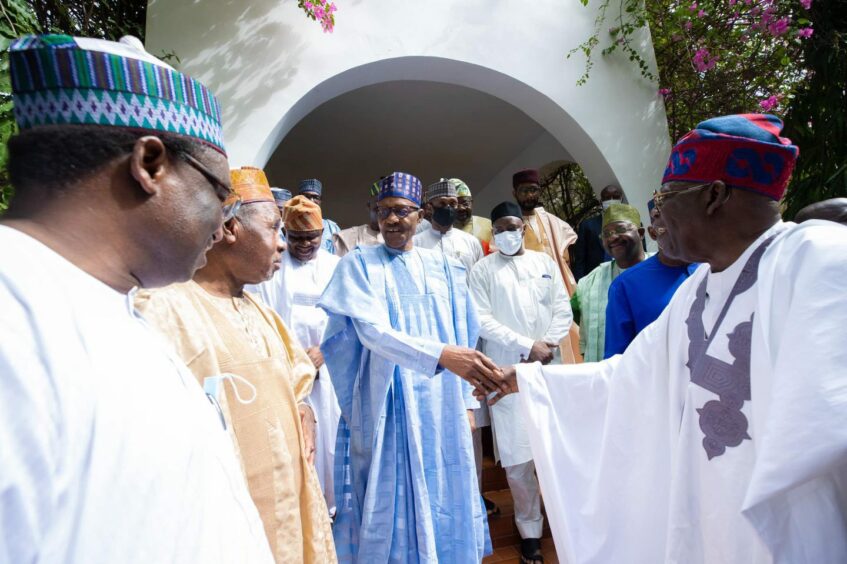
[180,152,242,221]
[652,183,711,211]
[377,205,420,220]
[600,224,636,240]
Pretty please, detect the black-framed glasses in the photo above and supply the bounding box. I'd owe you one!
[377,205,420,220]
[652,182,711,212]
[516,186,540,195]
[180,152,241,221]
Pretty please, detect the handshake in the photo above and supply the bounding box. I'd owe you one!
[438,341,557,405]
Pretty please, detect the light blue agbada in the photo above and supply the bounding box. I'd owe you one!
[319,244,491,563]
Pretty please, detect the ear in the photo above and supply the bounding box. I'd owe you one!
[424,202,433,214]
[129,136,170,196]
[705,180,730,216]
[637,226,646,239]
[222,217,240,245]
[521,224,527,236]
[647,226,658,241]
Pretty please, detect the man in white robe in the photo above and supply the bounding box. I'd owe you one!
[469,201,572,563]
[414,178,483,271]
[483,114,847,564]
[250,195,342,515]
[0,34,271,563]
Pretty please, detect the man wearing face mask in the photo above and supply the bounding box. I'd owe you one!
[570,203,649,362]
[573,185,624,280]
[513,168,581,363]
[333,182,384,257]
[469,201,572,564]
[248,196,342,517]
[136,168,336,563]
[414,178,484,271]
[603,199,698,358]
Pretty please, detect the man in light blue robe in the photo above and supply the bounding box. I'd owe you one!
[320,172,497,563]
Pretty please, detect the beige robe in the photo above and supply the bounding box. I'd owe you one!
[522,206,583,363]
[333,224,383,257]
[135,282,336,564]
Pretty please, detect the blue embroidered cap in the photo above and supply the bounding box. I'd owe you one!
[271,187,292,204]
[377,172,422,207]
[9,34,227,155]
[298,178,323,196]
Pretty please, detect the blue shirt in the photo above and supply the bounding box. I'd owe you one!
[603,254,698,358]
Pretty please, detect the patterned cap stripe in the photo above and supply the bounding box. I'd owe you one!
[9,34,225,154]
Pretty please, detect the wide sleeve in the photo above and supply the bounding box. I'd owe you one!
[268,308,315,404]
[468,260,533,357]
[516,301,679,564]
[603,276,636,359]
[134,286,220,379]
[542,256,573,344]
[0,296,58,564]
[320,250,444,377]
[740,223,847,561]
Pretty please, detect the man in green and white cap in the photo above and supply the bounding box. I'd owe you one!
[0,34,272,562]
[453,177,494,254]
[570,203,648,362]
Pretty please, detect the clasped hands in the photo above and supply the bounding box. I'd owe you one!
[438,344,522,406]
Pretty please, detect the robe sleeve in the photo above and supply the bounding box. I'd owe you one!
[320,250,446,368]
[740,222,847,561]
[268,309,315,404]
[0,295,58,564]
[468,260,534,357]
[516,302,679,564]
[603,276,636,359]
[542,255,573,344]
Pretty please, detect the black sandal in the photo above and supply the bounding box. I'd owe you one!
[520,538,544,564]
[483,496,500,517]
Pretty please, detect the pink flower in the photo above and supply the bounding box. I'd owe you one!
[658,88,671,97]
[767,17,790,36]
[692,47,718,72]
[759,95,779,111]
[689,2,698,11]
[797,27,814,38]
[800,0,812,9]
[729,0,736,5]
[684,20,693,30]
[314,5,325,19]
[697,9,706,17]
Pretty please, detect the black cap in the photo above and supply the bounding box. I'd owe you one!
[491,201,523,223]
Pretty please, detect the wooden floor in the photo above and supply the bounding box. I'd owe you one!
[480,448,558,563]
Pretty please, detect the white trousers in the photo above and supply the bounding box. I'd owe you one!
[504,460,544,539]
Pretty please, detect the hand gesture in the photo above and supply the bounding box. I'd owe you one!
[438,345,508,394]
[527,341,557,365]
[305,346,324,370]
[473,364,519,406]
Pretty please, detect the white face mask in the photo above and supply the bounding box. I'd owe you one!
[494,230,523,256]
[601,198,622,210]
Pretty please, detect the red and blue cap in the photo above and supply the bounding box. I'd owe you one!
[662,114,799,200]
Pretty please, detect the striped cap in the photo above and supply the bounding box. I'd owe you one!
[298,178,322,196]
[425,178,457,202]
[284,195,323,231]
[377,172,422,206]
[9,34,226,155]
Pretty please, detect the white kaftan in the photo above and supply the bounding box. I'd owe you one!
[0,226,272,563]
[517,221,847,564]
[414,225,484,272]
[250,249,341,513]
[469,250,572,467]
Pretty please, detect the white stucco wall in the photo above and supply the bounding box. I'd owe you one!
[146,0,670,219]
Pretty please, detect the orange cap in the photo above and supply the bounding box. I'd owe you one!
[227,166,274,206]
[284,195,323,231]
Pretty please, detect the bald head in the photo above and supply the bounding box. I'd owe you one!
[795,198,847,226]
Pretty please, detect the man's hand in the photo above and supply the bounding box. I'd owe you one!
[467,409,477,434]
[306,346,324,370]
[298,404,317,465]
[473,365,519,406]
[527,341,557,365]
[438,345,508,394]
